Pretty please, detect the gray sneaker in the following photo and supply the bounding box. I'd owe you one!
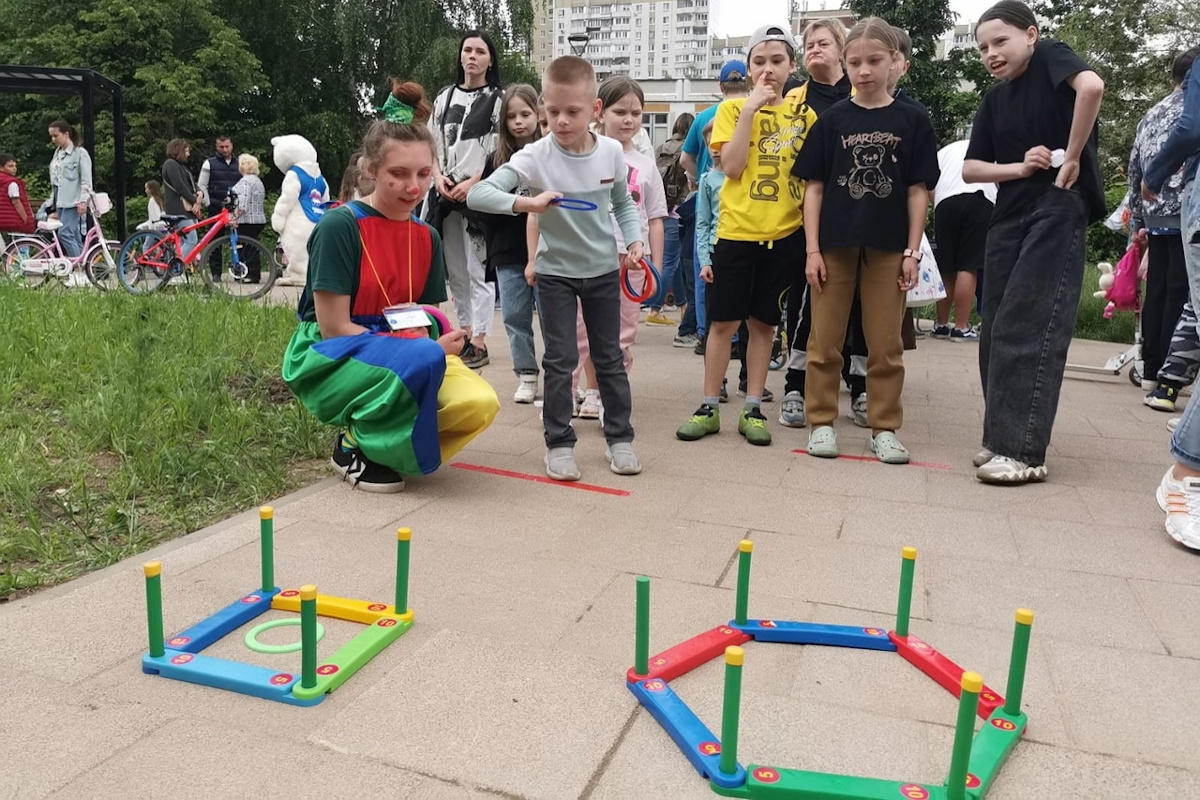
[778,391,806,428]
[545,447,581,481]
[847,394,868,428]
[606,442,643,475]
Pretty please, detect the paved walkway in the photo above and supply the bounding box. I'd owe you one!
[3,308,1197,799]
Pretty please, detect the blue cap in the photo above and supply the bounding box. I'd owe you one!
[719,60,747,82]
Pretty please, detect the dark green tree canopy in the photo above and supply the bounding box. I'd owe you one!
[0,0,538,204]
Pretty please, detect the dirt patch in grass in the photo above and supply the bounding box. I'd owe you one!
[227,374,294,405]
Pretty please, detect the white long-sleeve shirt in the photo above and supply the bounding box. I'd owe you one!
[468,134,643,279]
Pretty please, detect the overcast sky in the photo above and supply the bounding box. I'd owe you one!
[711,0,997,37]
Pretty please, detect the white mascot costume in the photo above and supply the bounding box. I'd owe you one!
[271,134,329,287]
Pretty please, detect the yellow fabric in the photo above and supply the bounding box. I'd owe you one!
[436,354,501,462]
[712,96,817,242]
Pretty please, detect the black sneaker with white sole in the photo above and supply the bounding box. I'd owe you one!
[331,435,405,493]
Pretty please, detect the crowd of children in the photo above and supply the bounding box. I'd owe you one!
[277,0,1114,494]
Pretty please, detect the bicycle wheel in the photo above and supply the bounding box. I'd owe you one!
[4,237,54,288]
[200,234,277,299]
[118,231,171,295]
[85,241,122,291]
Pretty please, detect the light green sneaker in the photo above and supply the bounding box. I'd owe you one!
[738,406,772,446]
[676,404,720,441]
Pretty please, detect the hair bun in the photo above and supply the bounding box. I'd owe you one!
[390,79,432,124]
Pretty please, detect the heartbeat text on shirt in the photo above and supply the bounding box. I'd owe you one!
[840,131,902,149]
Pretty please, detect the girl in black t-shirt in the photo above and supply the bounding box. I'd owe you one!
[963,0,1105,485]
[792,18,940,465]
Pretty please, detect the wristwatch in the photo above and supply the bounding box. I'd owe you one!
[903,248,923,263]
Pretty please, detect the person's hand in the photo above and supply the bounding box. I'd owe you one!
[624,242,645,269]
[899,255,919,291]
[700,264,714,284]
[75,202,86,215]
[1133,227,1148,245]
[525,261,537,287]
[436,174,456,199]
[805,252,827,293]
[1055,157,1080,189]
[1141,181,1158,204]
[449,175,478,203]
[437,328,467,357]
[521,191,564,214]
[1019,146,1052,178]
[746,72,775,113]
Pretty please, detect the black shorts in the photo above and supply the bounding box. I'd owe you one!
[708,227,802,326]
[934,191,993,276]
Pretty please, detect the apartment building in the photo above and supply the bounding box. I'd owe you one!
[531,1,714,81]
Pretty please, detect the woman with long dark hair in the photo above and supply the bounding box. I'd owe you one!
[427,30,504,369]
[47,119,92,260]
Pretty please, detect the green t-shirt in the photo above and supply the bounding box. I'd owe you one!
[297,201,448,323]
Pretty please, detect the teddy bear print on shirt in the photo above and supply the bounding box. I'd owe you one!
[841,144,892,200]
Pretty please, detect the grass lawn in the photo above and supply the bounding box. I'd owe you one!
[915,263,1137,345]
[0,284,328,601]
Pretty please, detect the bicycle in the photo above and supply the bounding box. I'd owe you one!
[117,191,278,299]
[3,195,120,290]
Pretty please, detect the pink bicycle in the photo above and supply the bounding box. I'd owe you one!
[2,195,120,290]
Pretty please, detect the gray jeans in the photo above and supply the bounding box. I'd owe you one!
[537,271,634,449]
[979,185,1087,465]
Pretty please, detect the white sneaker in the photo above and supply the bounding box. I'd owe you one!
[1158,466,1186,513]
[976,456,1047,485]
[513,375,537,404]
[579,389,602,419]
[63,271,89,288]
[972,448,995,468]
[847,394,868,428]
[606,442,643,475]
[545,447,581,482]
[1163,476,1200,550]
[1168,417,1180,433]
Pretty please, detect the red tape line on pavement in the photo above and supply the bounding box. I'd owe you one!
[450,462,631,496]
[791,449,952,471]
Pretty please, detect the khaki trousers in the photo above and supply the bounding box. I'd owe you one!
[805,247,908,432]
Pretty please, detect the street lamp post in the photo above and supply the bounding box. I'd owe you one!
[568,24,602,57]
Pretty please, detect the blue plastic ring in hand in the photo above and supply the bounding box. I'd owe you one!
[552,197,598,212]
[622,258,660,304]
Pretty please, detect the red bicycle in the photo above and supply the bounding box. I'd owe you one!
[117,191,278,299]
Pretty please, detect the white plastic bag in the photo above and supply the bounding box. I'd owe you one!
[905,233,946,309]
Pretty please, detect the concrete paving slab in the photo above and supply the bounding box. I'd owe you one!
[1009,515,1200,585]
[1129,577,1200,659]
[837,499,1021,562]
[587,709,724,800]
[309,629,634,800]
[0,667,165,797]
[554,571,813,691]
[718,531,930,619]
[48,718,424,798]
[984,739,1200,799]
[1047,640,1200,770]
[0,563,270,685]
[924,556,1166,653]
[788,607,1072,749]
[662,667,947,786]
[278,478,435,530]
[674,478,852,537]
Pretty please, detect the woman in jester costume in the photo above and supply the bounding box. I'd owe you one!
[283,81,500,493]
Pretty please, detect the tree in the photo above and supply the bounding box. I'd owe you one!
[846,0,960,143]
[0,0,264,191]
[0,0,542,213]
[1033,0,1180,181]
